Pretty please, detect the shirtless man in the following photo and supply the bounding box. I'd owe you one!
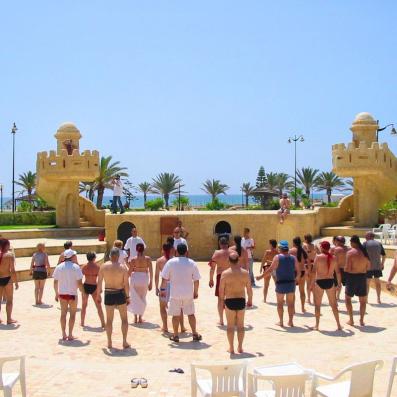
[209,237,231,325]
[177,220,189,239]
[229,235,249,271]
[345,235,371,326]
[278,193,291,224]
[303,234,316,304]
[219,252,253,354]
[0,239,19,324]
[333,236,349,300]
[80,252,105,328]
[312,241,342,331]
[57,241,79,265]
[97,248,130,349]
[256,239,278,302]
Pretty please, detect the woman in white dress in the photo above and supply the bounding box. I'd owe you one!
[128,243,153,323]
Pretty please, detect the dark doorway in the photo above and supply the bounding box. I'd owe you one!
[214,221,232,247]
[117,222,136,245]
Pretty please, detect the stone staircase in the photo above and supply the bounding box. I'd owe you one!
[2,227,107,281]
[320,217,369,238]
[80,216,93,227]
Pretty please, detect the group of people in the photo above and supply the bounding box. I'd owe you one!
[1,223,396,354]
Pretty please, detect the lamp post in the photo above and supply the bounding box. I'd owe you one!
[241,186,244,207]
[11,123,18,213]
[376,121,397,142]
[0,184,3,212]
[288,134,304,207]
[178,183,181,211]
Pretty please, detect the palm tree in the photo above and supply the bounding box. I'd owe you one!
[315,171,346,203]
[16,171,36,203]
[137,182,153,207]
[345,179,354,190]
[275,173,294,196]
[95,156,128,208]
[296,167,319,197]
[79,182,96,200]
[201,179,229,204]
[241,182,255,207]
[265,172,279,192]
[151,172,182,209]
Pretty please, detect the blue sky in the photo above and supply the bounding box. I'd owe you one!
[1,1,397,195]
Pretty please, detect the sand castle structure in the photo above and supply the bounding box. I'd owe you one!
[36,122,105,228]
[333,112,397,226]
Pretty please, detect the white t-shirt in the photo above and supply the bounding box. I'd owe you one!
[242,237,255,259]
[118,249,128,264]
[161,257,201,300]
[173,237,189,250]
[124,236,146,260]
[53,261,83,295]
[113,180,123,196]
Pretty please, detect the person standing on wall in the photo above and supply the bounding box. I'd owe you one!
[111,175,125,214]
[242,228,256,286]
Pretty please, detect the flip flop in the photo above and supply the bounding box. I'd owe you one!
[140,378,148,388]
[192,333,202,342]
[169,335,179,343]
[131,378,140,388]
[169,368,184,374]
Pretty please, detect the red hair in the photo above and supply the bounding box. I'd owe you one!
[320,241,333,270]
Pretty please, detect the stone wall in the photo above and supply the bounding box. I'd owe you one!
[105,195,353,260]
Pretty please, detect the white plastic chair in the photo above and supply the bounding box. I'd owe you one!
[386,356,397,397]
[311,360,383,397]
[0,356,26,397]
[388,225,397,245]
[248,372,309,397]
[191,361,247,397]
[372,224,391,243]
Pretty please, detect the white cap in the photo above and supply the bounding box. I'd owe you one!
[64,249,77,259]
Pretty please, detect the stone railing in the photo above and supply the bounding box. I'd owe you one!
[79,196,105,227]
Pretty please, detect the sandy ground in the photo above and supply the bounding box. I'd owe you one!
[1,262,397,397]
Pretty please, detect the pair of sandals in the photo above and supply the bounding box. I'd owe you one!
[169,333,202,343]
[131,378,148,388]
[169,368,184,374]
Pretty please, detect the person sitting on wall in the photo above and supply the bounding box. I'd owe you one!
[278,193,291,224]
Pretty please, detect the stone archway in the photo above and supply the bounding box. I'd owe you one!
[117,222,136,245]
[214,220,232,247]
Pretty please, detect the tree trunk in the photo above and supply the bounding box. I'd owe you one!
[143,193,147,207]
[306,188,310,197]
[245,194,249,207]
[212,193,216,204]
[96,186,104,208]
[164,193,169,209]
[327,188,331,204]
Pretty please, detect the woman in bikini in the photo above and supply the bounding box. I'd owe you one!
[30,242,50,305]
[303,234,316,305]
[289,236,308,313]
[81,252,105,328]
[256,239,278,302]
[229,235,249,271]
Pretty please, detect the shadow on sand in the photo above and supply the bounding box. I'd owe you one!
[32,304,53,309]
[230,352,264,360]
[169,341,211,350]
[369,302,397,309]
[266,325,311,334]
[102,347,138,357]
[83,325,105,333]
[0,323,20,330]
[130,321,160,330]
[319,329,355,338]
[354,325,386,334]
[58,339,90,347]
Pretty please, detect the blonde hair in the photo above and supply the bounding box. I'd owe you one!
[113,240,123,249]
[37,242,45,249]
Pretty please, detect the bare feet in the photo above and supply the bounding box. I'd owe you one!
[217,322,224,326]
[67,335,77,341]
[288,321,294,327]
[123,342,131,349]
[360,319,365,326]
[276,321,284,328]
[337,325,343,331]
[228,348,235,354]
[346,320,354,326]
[62,335,68,341]
[7,319,17,324]
[107,343,113,349]
[138,317,144,323]
[161,328,169,333]
[180,328,187,333]
[237,346,244,353]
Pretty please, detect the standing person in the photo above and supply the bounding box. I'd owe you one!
[155,243,173,333]
[229,235,249,271]
[333,236,349,300]
[97,248,130,349]
[110,175,125,214]
[30,242,50,305]
[241,228,256,286]
[160,244,202,343]
[263,240,300,327]
[312,241,342,331]
[363,231,386,304]
[128,243,153,323]
[177,220,189,239]
[58,241,78,265]
[278,193,291,224]
[219,252,253,354]
[209,237,231,325]
[124,227,146,262]
[0,239,18,324]
[303,234,316,305]
[256,239,278,302]
[289,237,308,313]
[53,249,83,341]
[113,240,128,266]
[345,235,371,326]
[172,227,188,251]
[80,252,105,328]
[387,251,397,290]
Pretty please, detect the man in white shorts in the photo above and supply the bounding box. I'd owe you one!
[160,243,201,343]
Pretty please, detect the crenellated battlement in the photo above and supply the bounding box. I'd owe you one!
[333,140,397,175]
[37,149,99,177]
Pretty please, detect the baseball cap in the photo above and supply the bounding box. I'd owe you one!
[279,240,289,250]
[64,249,77,259]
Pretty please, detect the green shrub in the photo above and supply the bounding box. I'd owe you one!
[17,201,34,212]
[145,198,164,211]
[206,198,225,210]
[0,211,56,226]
